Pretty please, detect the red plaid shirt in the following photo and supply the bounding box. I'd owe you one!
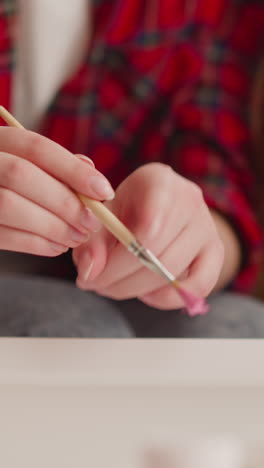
[0,0,263,292]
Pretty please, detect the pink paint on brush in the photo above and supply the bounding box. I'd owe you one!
[176,286,209,317]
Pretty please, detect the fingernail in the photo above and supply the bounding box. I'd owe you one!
[50,242,69,253]
[77,154,95,167]
[80,208,102,232]
[84,259,94,281]
[70,228,88,244]
[77,253,94,285]
[88,176,115,200]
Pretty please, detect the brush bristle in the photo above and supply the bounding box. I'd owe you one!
[172,281,209,316]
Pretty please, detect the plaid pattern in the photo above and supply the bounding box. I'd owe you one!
[0,0,15,109]
[0,0,263,292]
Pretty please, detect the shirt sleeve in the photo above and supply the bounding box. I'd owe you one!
[173,140,262,292]
[164,0,264,292]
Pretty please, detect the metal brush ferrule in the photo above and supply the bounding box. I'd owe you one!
[128,240,175,282]
[127,240,145,257]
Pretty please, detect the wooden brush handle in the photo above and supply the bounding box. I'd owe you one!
[78,195,135,247]
[0,106,136,248]
[0,106,24,129]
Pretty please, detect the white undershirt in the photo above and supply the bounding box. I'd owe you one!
[12,0,90,129]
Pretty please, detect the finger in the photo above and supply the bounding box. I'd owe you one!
[75,227,116,288]
[179,239,224,298]
[0,152,102,234]
[0,188,88,248]
[140,284,184,310]
[110,164,191,242]
[0,128,115,200]
[73,199,117,283]
[92,227,200,300]
[72,199,116,268]
[140,241,224,310]
[0,225,69,257]
[75,154,95,167]
[82,210,209,298]
[76,191,192,290]
[76,164,194,288]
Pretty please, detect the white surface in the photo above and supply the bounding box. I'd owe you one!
[13,0,90,129]
[0,339,264,386]
[1,339,264,467]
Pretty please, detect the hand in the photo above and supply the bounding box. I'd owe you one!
[0,127,115,256]
[73,163,224,310]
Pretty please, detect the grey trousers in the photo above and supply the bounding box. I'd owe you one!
[0,274,264,338]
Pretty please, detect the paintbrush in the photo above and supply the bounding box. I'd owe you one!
[0,105,208,316]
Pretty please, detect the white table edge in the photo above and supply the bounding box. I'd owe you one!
[0,338,263,387]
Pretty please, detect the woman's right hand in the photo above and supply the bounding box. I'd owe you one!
[0,127,115,256]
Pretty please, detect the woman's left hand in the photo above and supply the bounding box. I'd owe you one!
[73,163,224,310]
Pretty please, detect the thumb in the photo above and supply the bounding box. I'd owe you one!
[74,227,116,289]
